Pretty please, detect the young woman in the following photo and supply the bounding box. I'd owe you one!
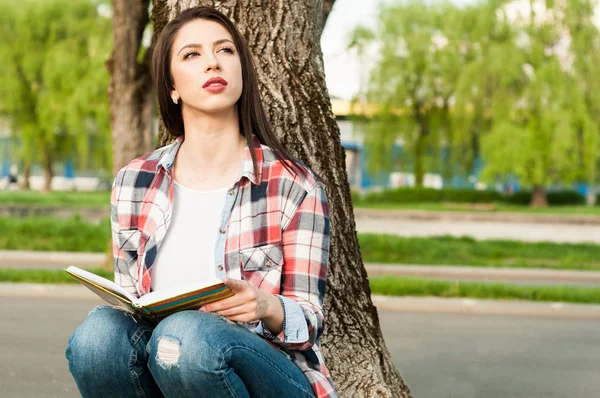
[66,6,335,398]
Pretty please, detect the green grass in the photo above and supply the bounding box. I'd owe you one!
[0,215,111,252]
[0,268,113,284]
[359,234,600,270]
[370,276,600,304]
[0,190,110,208]
[3,216,600,271]
[355,202,600,216]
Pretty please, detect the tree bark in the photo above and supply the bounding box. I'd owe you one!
[152,2,410,397]
[41,153,53,193]
[321,0,336,33]
[108,0,154,176]
[413,107,429,188]
[531,185,548,207]
[413,132,426,188]
[21,162,31,190]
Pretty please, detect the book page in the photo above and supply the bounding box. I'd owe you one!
[79,282,139,314]
[65,266,138,304]
[137,278,227,307]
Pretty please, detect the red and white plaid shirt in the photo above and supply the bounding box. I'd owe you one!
[110,135,336,397]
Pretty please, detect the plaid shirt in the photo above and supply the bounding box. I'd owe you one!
[110,136,336,397]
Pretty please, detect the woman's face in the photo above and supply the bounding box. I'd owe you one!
[170,19,243,116]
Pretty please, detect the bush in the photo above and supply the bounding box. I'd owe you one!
[503,190,585,206]
[442,188,501,203]
[353,187,585,206]
[546,190,586,205]
[357,187,502,204]
[502,191,531,205]
[350,190,362,205]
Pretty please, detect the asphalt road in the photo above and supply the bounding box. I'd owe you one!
[1,296,599,398]
[380,311,600,398]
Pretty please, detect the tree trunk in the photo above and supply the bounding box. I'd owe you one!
[41,153,53,193]
[321,0,336,32]
[413,132,426,188]
[152,2,410,397]
[108,0,154,175]
[21,162,31,190]
[530,185,548,207]
[413,106,430,188]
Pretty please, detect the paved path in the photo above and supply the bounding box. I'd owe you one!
[3,250,599,286]
[1,295,598,398]
[354,208,600,225]
[366,264,600,287]
[8,206,600,242]
[0,250,104,269]
[356,217,600,243]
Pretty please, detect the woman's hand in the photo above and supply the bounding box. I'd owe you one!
[200,278,283,330]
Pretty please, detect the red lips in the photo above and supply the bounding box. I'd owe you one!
[202,77,228,88]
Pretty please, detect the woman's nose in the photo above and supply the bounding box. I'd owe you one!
[204,55,221,72]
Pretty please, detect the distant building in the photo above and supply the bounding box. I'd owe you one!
[332,97,450,191]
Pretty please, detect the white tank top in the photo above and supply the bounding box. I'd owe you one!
[150,179,228,292]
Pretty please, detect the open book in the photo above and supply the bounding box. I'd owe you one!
[64,266,234,323]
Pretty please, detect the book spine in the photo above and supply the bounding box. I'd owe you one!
[135,303,159,324]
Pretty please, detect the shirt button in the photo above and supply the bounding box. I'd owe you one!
[265,260,272,268]
[227,189,235,196]
[217,265,224,272]
[219,227,226,234]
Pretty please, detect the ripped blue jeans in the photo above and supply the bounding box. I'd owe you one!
[65,306,315,398]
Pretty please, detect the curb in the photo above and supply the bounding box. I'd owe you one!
[0,283,94,299]
[371,295,600,319]
[354,208,600,225]
[366,264,600,285]
[0,250,104,269]
[1,283,598,318]
[2,251,599,286]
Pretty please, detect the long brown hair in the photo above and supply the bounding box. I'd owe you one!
[152,6,308,180]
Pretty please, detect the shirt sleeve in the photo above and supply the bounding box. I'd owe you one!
[111,171,138,297]
[258,180,330,350]
[255,295,309,343]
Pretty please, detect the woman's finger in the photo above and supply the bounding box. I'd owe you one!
[215,303,255,318]
[202,294,247,313]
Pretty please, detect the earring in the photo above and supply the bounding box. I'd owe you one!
[172,95,179,104]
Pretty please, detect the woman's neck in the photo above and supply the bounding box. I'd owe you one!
[173,107,246,190]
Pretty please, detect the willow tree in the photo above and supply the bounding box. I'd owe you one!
[454,0,600,206]
[0,0,112,190]
[348,1,472,187]
[141,1,409,396]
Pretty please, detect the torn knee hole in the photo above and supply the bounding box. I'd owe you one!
[156,337,181,369]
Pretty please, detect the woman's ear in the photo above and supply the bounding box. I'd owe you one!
[171,89,179,104]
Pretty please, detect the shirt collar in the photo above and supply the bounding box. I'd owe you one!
[156,135,262,185]
[156,135,183,173]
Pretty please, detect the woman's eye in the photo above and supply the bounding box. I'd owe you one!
[183,47,233,59]
[183,51,199,59]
